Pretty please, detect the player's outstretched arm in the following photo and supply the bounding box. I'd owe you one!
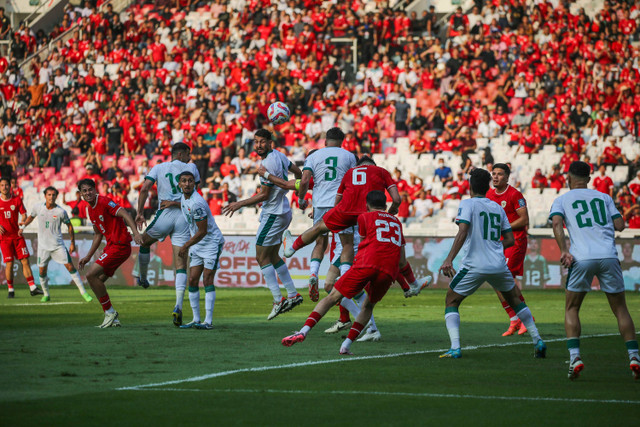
[178,219,207,259]
[116,208,143,245]
[222,185,271,217]
[439,222,469,278]
[19,214,36,236]
[257,165,295,190]
[551,215,573,268]
[136,179,154,230]
[288,162,303,180]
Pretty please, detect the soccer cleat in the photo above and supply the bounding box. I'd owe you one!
[502,319,522,336]
[324,320,352,334]
[179,321,201,329]
[404,276,433,298]
[282,293,303,313]
[195,322,213,330]
[267,297,288,320]
[111,319,122,327]
[357,329,382,342]
[30,287,44,296]
[339,347,354,355]
[81,293,93,302]
[568,357,584,380]
[41,295,50,302]
[439,348,462,359]
[137,277,150,289]
[630,357,640,380]
[7,291,14,299]
[308,274,319,302]
[534,339,547,358]
[172,306,183,327]
[98,311,120,328]
[282,332,306,347]
[518,322,528,335]
[283,230,295,257]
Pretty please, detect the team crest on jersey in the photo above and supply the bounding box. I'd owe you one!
[10,205,15,211]
[518,198,526,207]
[108,201,117,208]
[501,201,507,208]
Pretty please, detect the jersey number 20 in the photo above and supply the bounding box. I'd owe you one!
[375,219,401,246]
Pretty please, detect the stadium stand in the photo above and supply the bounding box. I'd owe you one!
[1,0,640,235]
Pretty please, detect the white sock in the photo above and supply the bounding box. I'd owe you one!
[274,260,297,297]
[310,259,321,277]
[510,315,519,322]
[188,286,200,323]
[29,284,37,291]
[515,306,541,343]
[106,306,116,314]
[261,264,282,302]
[340,297,360,317]
[355,292,377,332]
[204,286,216,325]
[339,263,352,277]
[445,311,461,349]
[40,276,49,297]
[341,338,353,351]
[138,248,150,280]
[300,325,311,335]
[175,270,187,310]
[569,347,581,361]
[70,271,86,294]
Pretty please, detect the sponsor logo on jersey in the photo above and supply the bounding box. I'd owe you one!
[108,201,117,208]
[518,198,526,207]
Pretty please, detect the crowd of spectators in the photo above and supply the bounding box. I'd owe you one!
[0,0,639,228]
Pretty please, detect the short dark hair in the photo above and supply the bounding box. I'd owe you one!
[493,163,511,176]
[356,155,376,166]
[366,190,387,209]
[77,179,96,190]
[470,168,491,195]
[172,142,191,155]
[255,129,272,141]
[0,177,10,185]
[568,161,591,178]
[178,171,195,180]
[326,127,345,142]
[43,186,59,197]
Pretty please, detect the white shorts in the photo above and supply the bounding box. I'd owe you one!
[190,243,223,270]
[38,245,72,268]
[145,207,190,247]
[566,258,625,293]
[449,266,516,296]
[330,227,360,265]
[256,210,292,247]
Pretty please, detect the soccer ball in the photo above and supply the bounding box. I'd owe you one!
[267,102,290,125]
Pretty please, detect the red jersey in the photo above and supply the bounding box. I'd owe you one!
[0,196,26,239]
[87,195,131,245]
[354,211,405,277]
[593,175,613,194]
[486,185,527,240]
[337,165,396,214]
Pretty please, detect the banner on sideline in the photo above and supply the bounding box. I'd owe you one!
[7,233,640,292]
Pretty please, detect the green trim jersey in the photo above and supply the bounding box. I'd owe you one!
[549,189,621,261]
[302,147,357,208]
[455,197,512,273]
[522,254,550,287]
[30,203,70,251]
[259,150,292,215]
[145,159,201,203]
[180,191,225,254]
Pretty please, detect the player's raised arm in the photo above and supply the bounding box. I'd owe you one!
[136,178,154,230]
[222,184,272,217]
[257,165,296,190]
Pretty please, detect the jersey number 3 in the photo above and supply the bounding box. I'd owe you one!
[375,219,401,246]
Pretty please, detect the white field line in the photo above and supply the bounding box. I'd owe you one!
[5,302,84,306]
[135,387,640,405]
[117,332,620,391]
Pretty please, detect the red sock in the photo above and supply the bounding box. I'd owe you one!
[519,295,525,303]
[400,264,416,285]
[7,280,13,291]
[502,300,517,319]
[99,294,112,312]
[347,322,366,341]
[303,311,323,329]
[26,276,35,287]
[339,305,350,323]
[396,272,410,291]
[292,236,306,251]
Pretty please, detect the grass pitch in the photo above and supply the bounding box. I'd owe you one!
[1,286,639,426]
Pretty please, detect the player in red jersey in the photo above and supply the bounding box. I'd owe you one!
[77,179,142,328]
[0,178,42,298]
[486,163,533,336]
[282,191,408,354]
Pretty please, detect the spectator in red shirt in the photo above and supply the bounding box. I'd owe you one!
[559,145,579,173]
[219,155,239,177]
[624,204,640,229]
[547,165,566,191]
[598,137,628,166]
[531,169,549,189]
[593,164,615,197]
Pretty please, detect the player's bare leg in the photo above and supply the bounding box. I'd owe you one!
[62,262,92,302]
[282,287,344,347]
[604,291,639,379]
[20,258,40,297]
[5,260,14,298]
[172,244,188,326]
[283,220,331,257]
[341,294,376,355]
[136,233,157,289]
[565,290,586,379]
[85,263,120,328]
[308,234,328,302]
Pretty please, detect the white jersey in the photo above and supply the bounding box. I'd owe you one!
[303,146,356,208]
[259,150,292,215]
[549,188,620,261]
[180,191,224,252]
[146,159,201,203]
[30,203,70,251]
[455,197,512,273]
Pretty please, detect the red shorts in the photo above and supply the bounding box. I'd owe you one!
[0,237,30,262]
[505,238,527,278]
[334,267,394,304]
[96,244,131,277]
[323,208,359,233]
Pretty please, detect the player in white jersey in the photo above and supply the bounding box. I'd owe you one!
[22,187,93,302]
[549,161,639,380]
[223,129,303,320]
[299,127,357,302]
[159,171,225,330]
[135,142,201,327]
[439,168,546,359]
